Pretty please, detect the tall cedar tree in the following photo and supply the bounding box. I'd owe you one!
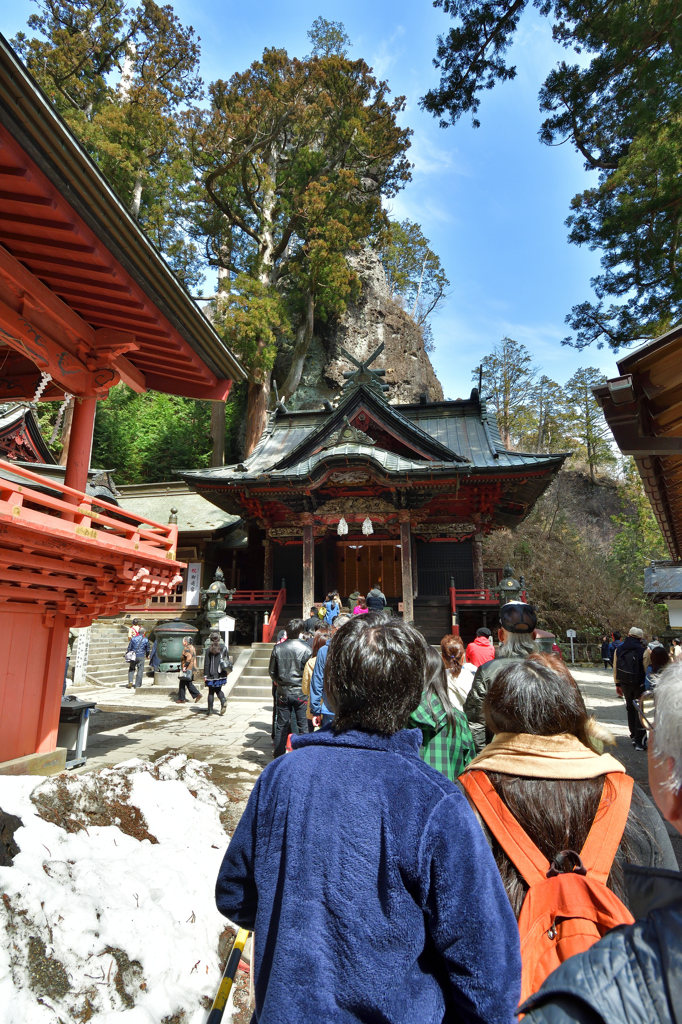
[186,46,412,454]
[13,0,204,289]
[564,367,615,481]
[476,336,537,448]
[381,219,450,350]
[421,1,682,351]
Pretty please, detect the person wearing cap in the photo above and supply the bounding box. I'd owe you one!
[465,627,495,668]
[614,627,647,750]
[463,602,538,753]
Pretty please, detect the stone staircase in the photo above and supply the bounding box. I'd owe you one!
[229,642,273,703]
[83,618,133,688]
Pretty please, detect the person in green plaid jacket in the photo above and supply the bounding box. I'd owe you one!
[409,646,476,781]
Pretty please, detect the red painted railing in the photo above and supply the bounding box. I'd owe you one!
[262,588,286,643]
[227,590,282,605]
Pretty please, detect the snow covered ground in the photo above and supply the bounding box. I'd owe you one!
[0,755,240,1024]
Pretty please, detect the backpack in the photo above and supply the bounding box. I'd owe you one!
[459,769,635,1005]
[317,605,326,619]
[615,645,641,686]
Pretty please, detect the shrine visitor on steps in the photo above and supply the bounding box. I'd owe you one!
[216,615,522,1024]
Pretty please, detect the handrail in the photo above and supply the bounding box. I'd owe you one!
[228,590,281,604]
[262,588,286,643]
[0,459,178,560]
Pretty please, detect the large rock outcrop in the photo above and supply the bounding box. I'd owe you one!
[276,249,444,409]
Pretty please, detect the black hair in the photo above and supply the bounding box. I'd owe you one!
[423,646,458,735]
[324,615,427,734]
[483,657,591,746]
[613,630,621,640]
[650,646,670,673]
[286,618,304,636]
[310,606,317,615]
[479,655,640,918]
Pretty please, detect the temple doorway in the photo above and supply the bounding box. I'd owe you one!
[336,540,402,602]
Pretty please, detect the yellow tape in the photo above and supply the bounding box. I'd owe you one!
[211,928,250,1013]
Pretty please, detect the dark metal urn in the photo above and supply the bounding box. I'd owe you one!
[154,619,199,672]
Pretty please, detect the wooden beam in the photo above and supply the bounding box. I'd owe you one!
[211,400,226,466]
[400,518,414,624]
[302,522,314,620]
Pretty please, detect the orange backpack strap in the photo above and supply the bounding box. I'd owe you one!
[460,770,549,886]
[579,772,634,884]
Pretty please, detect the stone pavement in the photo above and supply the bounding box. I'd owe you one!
[572,663,682,867]
[71,679,274,787]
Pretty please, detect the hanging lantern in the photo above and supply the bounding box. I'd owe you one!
[362,517,374,536]
[337,517,348,536]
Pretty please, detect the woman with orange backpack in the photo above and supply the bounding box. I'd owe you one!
[458,653,677,1006]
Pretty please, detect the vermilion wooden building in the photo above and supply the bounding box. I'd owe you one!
[182,349,567,642]
[0,36,244,770]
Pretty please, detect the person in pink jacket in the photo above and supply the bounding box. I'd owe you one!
[353,596,369,615]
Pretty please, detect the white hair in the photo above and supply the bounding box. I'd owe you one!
[498,633,538,658]
[652,660,682,792]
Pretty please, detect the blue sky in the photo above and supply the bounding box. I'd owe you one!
[3,1,624,396]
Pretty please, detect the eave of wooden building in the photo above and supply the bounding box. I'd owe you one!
[0,32,246,402]
[594,324,682,560]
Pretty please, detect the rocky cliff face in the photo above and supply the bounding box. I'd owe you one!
[275,249,444,409]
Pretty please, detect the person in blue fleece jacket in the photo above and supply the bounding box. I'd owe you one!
[216,614,521,1024]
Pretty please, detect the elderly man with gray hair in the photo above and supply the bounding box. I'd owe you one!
[464,602,538,752]
[521,662,682,1024]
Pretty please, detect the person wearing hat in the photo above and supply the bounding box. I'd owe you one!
[613,626,647,750]
[463,602,538,753]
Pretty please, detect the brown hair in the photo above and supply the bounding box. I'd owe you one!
[440,633,465,678]
[312,628,330,657]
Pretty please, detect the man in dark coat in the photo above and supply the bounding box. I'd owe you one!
[463,602,538,752]
[302,606,321,633]
[216,615,522,1024]
[521,662,682,1024]
[366,583,387,612]
[268,618,311,756]
[613,626,647,750]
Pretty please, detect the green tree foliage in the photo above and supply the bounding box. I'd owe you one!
[186,38,413,448]
[421,1,682,351]
[91,385,214,483]
[380,219,450,351]
[610,458,668,595]
[209,276,291,380]
[564,367,616,481]
[476,337,537,448]
[515,375,572,453]
[13,0,204,289]
[307,16,352,58]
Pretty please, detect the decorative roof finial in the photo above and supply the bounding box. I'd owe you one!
[340,343,390,397]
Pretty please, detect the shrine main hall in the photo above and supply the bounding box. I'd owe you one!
[181,349,567,642]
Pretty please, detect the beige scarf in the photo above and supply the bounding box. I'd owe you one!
[464,731,625,780]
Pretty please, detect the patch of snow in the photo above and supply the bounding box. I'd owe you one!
[0,754,237,1024]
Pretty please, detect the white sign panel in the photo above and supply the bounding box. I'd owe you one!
[218,615,236,636]
[184,562,202,607]
[566,629,577,638]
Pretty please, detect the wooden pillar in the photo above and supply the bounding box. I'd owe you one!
[400,518,414,624]
[58,400,74,467]
[473,531,485,592]
[263,537,273,590]
[36,612,69,754]
[211,401,226,467]
[64,397,97,495]
[302,522,314,620]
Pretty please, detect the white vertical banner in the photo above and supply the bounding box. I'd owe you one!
[73,626,91,686]
[185,562,202,607]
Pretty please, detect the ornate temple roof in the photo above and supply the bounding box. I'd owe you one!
[0,403,56,464]
[181,369,569,533]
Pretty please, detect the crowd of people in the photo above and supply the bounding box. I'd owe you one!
[215,602,682,1024]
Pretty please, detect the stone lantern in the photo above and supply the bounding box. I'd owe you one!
[496,564,523,606]
[198,567,236,647]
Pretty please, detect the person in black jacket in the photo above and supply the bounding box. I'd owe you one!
[520,660,682,1024]
[302,606,321,633]
[269,618,312,756]
[614,627,647,750]
[203,629,232,717]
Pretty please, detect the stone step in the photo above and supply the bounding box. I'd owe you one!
[241,665,272,678]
